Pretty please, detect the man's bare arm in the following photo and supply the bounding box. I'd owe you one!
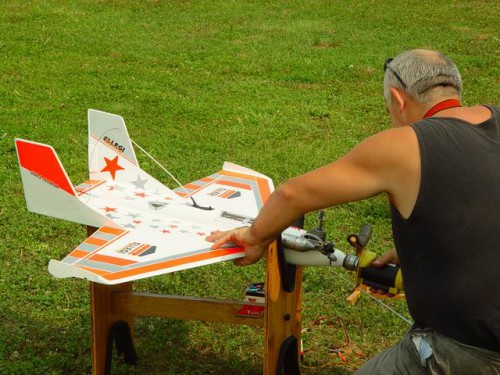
[208,126,419,265]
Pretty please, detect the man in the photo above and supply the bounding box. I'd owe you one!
[207,49,500,374]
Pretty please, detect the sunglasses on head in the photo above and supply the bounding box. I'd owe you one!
[384,58,407,89]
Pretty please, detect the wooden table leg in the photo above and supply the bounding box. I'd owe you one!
[264,242,303,374]
[90,281,135,375]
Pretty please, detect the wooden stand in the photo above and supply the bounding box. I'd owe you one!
[90,236,303,374]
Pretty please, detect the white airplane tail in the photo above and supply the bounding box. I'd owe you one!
[88,109,139,180]
[15,139,111,228]
[87,109,182,200]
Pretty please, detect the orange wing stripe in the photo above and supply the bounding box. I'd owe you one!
[85,236,108,246]
[257,177,272,203]
[99,226,126,235]
[77,265,113,276]
[199,177,214,182]
[217,180,251,190]
[68,249,90,259]
[217,170,249,179]
[103,247,242,281]
[89,254,137,266]
[182,183,203,190]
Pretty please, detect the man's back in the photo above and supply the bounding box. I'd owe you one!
[391,105,500,352]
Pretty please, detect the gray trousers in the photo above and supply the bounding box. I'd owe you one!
[355,326,500,375]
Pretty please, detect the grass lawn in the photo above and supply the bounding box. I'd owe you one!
[0,1,498,374]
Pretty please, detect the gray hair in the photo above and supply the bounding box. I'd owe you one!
[383,50,463,104]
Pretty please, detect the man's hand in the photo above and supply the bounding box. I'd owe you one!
[371,248,399,268]
[206,227,272,266]
[365,248,400,296]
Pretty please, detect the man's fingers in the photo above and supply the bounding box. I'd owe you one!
[206,230,235,249]
[372,249,398,267]
[373,253,391,266]
[205,230,225,242]
[206,228,249,249]
[371,258,386,268]
[210,233,233,249]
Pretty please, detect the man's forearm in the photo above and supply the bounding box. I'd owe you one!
[248,181,306,245]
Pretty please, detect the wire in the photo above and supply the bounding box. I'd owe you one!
[301,315,356,370]
[131,139,213,210]
[130,139,191,197]
[336,272,413,325]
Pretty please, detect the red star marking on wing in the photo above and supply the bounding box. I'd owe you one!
[102,206,117,212]
[134,192,147,198]
[197,232,206,236]
[162,229,171,234]
[133,220,142,224]
[101,156,125,180]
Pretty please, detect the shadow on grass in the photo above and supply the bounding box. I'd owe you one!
[111,317,354,375]
[109,317,263,375]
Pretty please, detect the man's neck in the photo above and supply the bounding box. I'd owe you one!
[422,98,462,119]
[420,98,491,125]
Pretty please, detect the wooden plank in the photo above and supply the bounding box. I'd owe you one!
[112,292,265,327]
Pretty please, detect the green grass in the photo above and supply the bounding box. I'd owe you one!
[1,1,498,374]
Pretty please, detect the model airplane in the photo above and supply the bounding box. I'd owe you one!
[16,109,274,285]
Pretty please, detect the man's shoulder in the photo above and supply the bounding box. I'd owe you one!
[347,126,419,172]
[363,126,418,151]
[345,126,420,213]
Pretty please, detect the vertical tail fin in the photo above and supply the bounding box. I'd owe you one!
[15,138,109,227]
[87,109,184,200]
[16,139,77,196]
[88,109,139,182]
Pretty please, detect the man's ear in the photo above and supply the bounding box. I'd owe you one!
[390,87,405,113]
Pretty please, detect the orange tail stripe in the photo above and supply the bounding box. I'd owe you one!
[76,180,106,195]
[83,179,102,185]
[104,247,242,281]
